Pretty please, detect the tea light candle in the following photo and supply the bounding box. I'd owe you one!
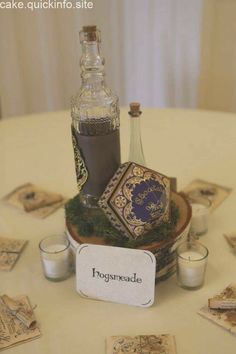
[190,203,209,236]
[39,235,71,281]
[176,241,208,289]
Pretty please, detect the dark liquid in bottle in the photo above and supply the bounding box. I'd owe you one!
[75,127,121,197]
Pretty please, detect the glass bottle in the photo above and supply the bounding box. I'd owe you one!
[128,102,146,166]
[71,26,121,208]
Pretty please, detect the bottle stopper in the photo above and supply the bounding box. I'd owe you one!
[83,25,97,33]
[82,25,98,42]
[129,102,142,117]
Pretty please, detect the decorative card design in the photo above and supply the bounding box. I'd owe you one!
[0,252,19,271]
[106,334,177,354]
[0,295,41,351]
[3,183,67,218]
[198,284,236,335]
[208,284,236,309]
[99,163,170,239]
[182,179,232,212]
[0,236,26,253]
[0,236,27,271]
[76,244,156,307]
[1,295,37,328]
[198,306,236,336]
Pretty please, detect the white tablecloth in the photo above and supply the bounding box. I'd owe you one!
[0,108,236,354]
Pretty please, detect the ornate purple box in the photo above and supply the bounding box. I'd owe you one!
[98,163,170,239]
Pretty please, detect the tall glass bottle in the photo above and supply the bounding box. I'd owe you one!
[128,102,146,166]
[71,26,121,208]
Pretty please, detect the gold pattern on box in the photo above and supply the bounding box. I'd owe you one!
[99,163,170,239]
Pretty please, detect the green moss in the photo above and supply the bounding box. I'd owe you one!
[65,195,179,248]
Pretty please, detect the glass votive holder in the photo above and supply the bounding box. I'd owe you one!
[176,241,209,290]
[39,235,71,281]
[190,197,211,236]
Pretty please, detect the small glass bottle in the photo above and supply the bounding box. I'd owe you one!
[71,26,121,208]
[128,102,146,166]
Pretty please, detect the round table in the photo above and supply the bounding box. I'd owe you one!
[0,108,236,354]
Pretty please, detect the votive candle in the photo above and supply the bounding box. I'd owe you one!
[39,235,71,281]
[189,196,211,236]
[176,241,209,289]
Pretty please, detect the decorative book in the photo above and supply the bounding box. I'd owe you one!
[99,163,170,239]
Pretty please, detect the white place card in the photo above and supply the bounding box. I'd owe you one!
[76,244,156,307]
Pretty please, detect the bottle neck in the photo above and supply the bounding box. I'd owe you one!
[80,41,105,84]
[130,116,141,136]
[129,114,146,166]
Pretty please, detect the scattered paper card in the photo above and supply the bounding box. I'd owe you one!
[208,284,236,310]
[3,183,67,218]
[0,236,26,253]
[106,334,177,354]
[0,252,19,271]
[198,306,236,336]
[182,179,232,212]
[0,295,41,351]
[76,244,156,307]
[224,233,236,251]
[30,200,67,219]
[198,284,236,335]
[1,295,37,328]
[0,236,27,271]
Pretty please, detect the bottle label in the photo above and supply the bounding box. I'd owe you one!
[71,125,88,192]
[72,126,121,197]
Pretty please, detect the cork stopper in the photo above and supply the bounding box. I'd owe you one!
[82,25,98,42]
[83,25,97,33]
[129,102,142,117]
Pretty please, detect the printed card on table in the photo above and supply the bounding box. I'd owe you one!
[208,284,236,309]
[0,236,27,271]
[3,183,67,218]
[106,335,177,354]
[198,284,236,336]
[198,306,236,336]
[0,252,19,271]
[76,244,156,307]
[182,179,232,212]
[0,236,26,253]
[0,295,41,351]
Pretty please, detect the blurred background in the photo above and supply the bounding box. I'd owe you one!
[0,0,236,119]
